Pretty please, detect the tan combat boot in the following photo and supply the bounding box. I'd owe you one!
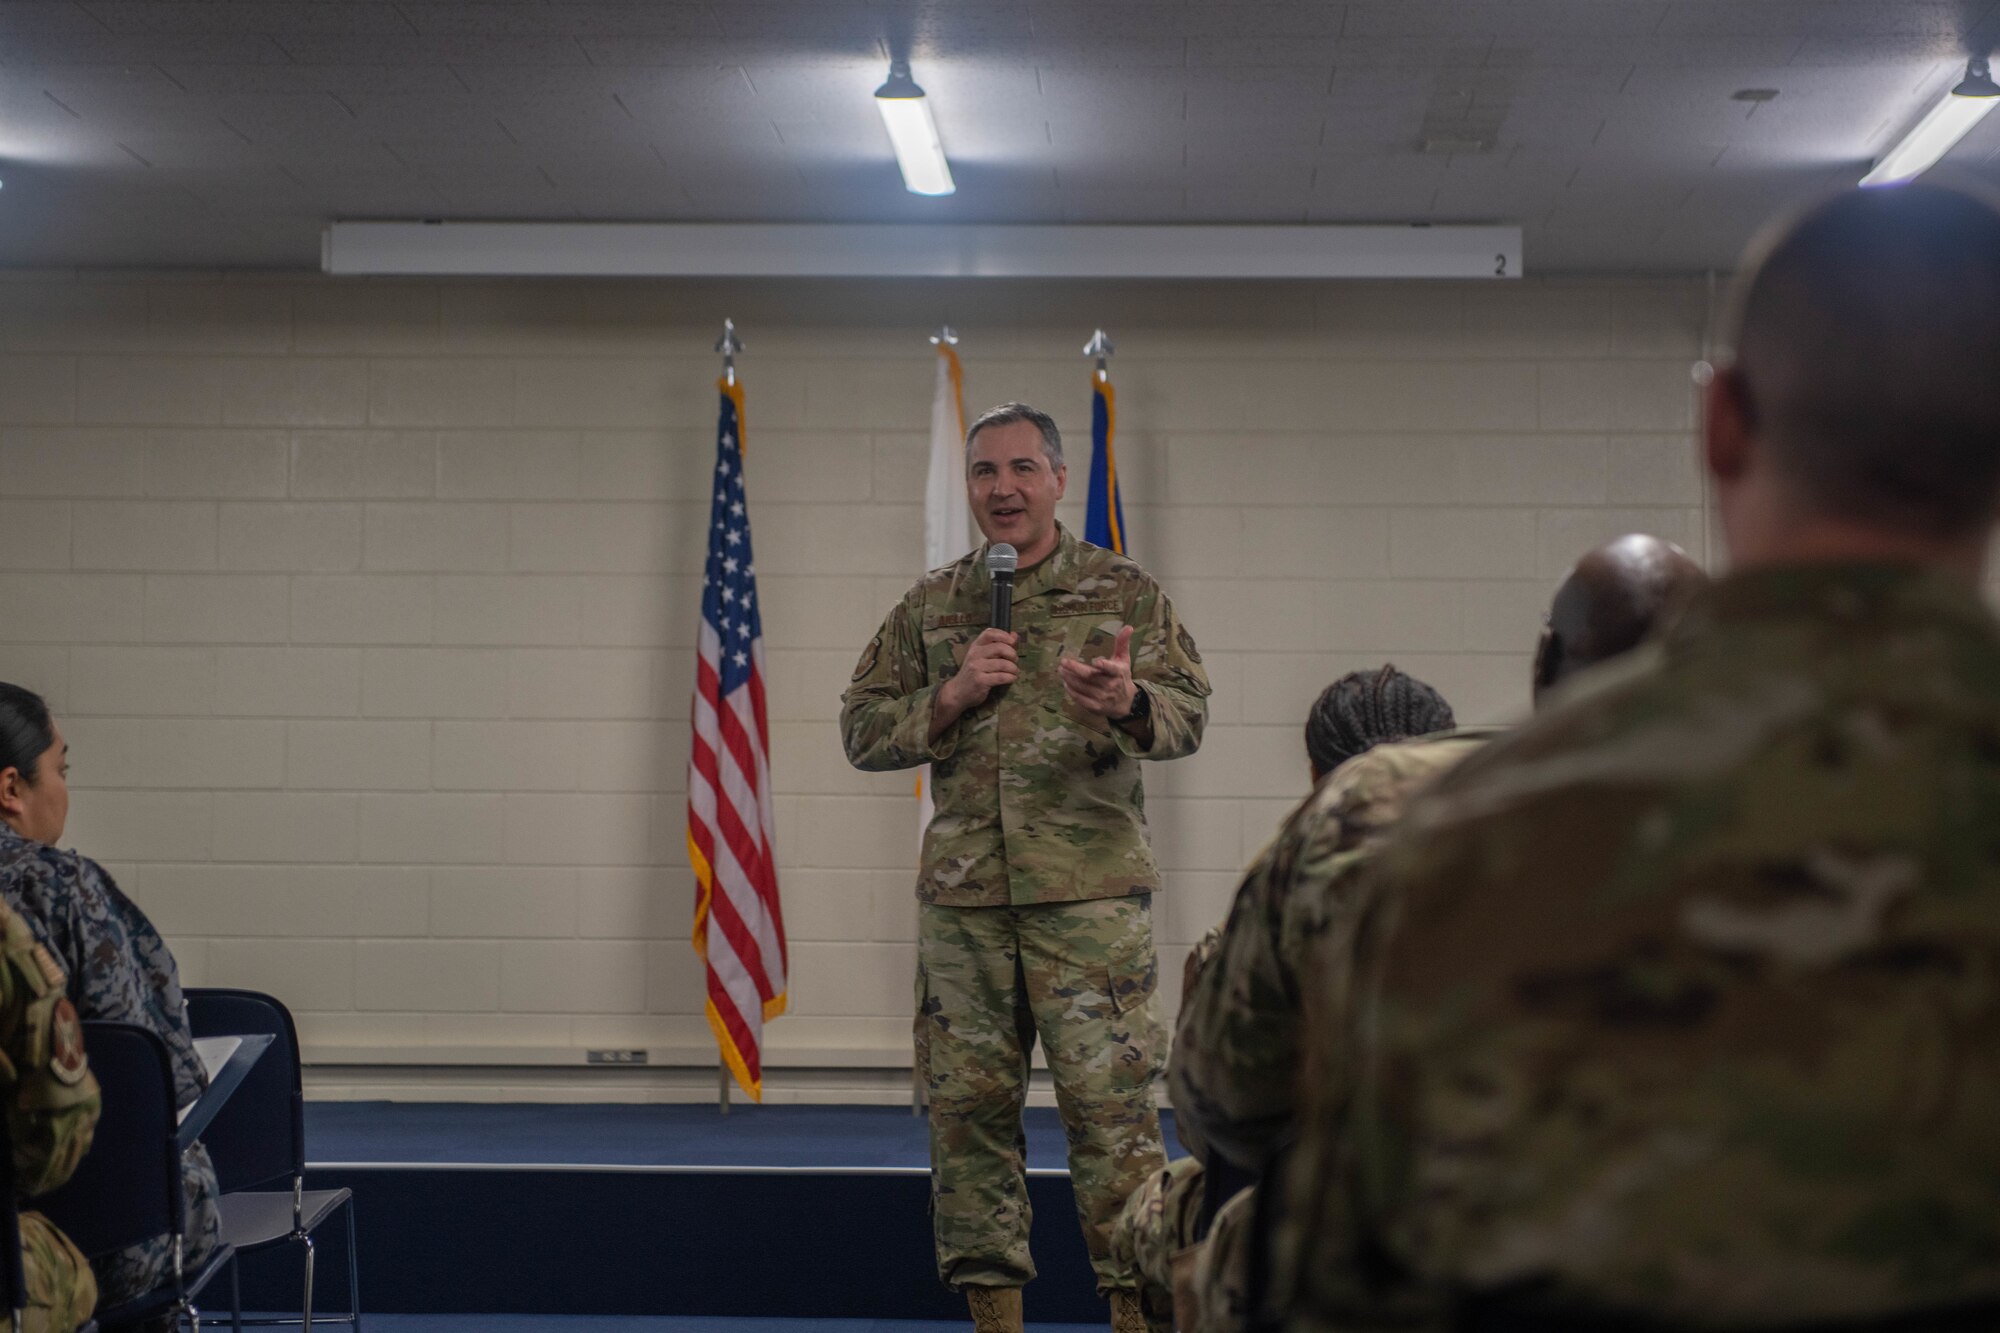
[966,1285,1025,1333]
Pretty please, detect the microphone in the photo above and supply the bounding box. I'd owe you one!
[986,543,1018,633]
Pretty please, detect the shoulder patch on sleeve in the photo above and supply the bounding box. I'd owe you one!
[1177,624,1203,665]
[852,632,883,682]
[49,997,87,1087]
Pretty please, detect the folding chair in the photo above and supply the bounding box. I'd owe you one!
[185,991,358,1333]
[37,1022,236,1332]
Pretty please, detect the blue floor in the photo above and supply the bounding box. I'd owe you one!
[306,1101,1187,1171]
[360,1312,1096,1320]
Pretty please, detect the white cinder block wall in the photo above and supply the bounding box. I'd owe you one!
[0,273,1713,1102]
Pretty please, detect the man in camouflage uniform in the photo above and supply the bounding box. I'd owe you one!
[842,403,1209,1333]
[1151,537,1702,1333]
[1277,183,2000,1331]
[0,893,101,1333]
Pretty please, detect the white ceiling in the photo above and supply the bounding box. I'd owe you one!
[0,0,1996,272]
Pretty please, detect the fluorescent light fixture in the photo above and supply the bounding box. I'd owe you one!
[1862,56,2000,187]
[875,61,955,197]
[324,222,1524,279]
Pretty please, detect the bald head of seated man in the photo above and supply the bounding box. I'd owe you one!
[1534,533,1709,704]
[1278,181,2000,1333]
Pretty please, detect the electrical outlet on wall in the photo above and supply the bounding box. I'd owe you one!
[585,1049,649,1066]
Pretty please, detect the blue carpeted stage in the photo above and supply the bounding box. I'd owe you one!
[238,1103,1186,1326]
[366,1318,1100,1332]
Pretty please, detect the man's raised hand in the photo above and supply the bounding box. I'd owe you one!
[1058,625,1138,719]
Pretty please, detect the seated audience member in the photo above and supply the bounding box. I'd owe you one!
[1113,666,1455,1330]
[0,890,101,1333]
[1278,182,2000,1332]
[1169,536,1703,1333]
[0,683,221,1323]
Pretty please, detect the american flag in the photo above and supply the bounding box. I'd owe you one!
[687,377,788,1101]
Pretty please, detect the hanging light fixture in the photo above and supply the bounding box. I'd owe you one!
[875,60,956,197]
[1861,55,2000,187]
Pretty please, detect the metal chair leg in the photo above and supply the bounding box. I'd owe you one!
[300,1233,315,1333]
[344,1202,361,1331]
[231,1253,244,1331]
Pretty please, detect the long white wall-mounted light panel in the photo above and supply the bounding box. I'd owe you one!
[323,222,1523,279]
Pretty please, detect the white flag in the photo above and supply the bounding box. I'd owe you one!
[925,341,972,572]
[920,339,970,829]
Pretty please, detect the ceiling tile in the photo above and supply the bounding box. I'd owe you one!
[1791,32,1974,65]
[1485,34,1808,68]
[0,31,291,64]
[1056,185,1187,221]
[276,34,595,65]
[331,95,511,137]
[577,36,879,67]
[0,4,103,34]
[1192,5,1349,38]
[1029,38,1190,68]
[1028,4,1204,39]
[78,3,416,35]
[1324,37,1494,69]
[397,3,721,37]
[713,4,887,42]
[1341,3,1671,39]
[1187,36,1341,66]
[380,134,530,170]
[1039,67,1186,120]
[1184,178,1311,220]
[152,64,471,96]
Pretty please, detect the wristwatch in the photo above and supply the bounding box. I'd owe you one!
[1113,685,1152,727]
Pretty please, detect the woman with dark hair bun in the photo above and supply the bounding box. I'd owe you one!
[0,682,220,1324]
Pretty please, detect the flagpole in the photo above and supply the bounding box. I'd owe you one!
[715,317,741,1118]
[1084,326,1113,381]
[1083,328,1124,555]
[914,323,967,1119]
[716,317,743,388]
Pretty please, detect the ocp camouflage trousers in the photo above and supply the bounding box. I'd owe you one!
[1111,1154,1206,1302]
[1193,1182,1254,1333]
[918,894,1167,1294]
[1110,1155,1256,1333]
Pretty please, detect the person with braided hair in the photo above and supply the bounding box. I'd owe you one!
[1302,667,1456,784]
[1111,665,1457,1331]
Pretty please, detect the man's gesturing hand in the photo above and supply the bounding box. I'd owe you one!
[1058,625,1139,720]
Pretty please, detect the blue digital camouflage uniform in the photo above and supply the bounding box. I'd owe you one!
[842,523,1210,1298]
[0,891,101,1333]
[1278,564,2000,1331]
[0,823,221,1313]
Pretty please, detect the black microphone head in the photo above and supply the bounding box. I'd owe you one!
[986,543,1018,577]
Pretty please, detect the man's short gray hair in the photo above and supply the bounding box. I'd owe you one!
[964,402,1064,470]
